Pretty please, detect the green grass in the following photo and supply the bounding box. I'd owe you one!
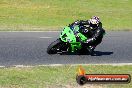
[0,0,132,31]
[0,65,132,88]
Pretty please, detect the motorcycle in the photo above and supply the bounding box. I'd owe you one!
[47,26,91,54]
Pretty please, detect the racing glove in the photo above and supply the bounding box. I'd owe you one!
[86,38,93,44]
[68,24,74,30]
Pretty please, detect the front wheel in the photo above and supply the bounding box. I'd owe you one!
[47,38,68,54]
[47,39,62,54]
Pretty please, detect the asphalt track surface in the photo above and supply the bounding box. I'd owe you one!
[0,31,132,66]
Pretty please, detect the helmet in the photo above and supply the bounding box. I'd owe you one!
[89,16,100,28]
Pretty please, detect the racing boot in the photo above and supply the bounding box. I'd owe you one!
[87,46,96,55]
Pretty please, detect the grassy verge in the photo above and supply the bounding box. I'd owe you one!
[0,65,131,88]
[0,0,132,31]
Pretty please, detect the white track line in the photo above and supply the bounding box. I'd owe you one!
[0,63,132,68]
[38,63,132,66]
[0,31,60,32]
[39,37,52,38]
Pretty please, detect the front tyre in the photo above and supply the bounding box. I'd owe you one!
[47,38,62,54]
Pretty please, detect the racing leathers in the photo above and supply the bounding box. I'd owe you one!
[69,20,105,54]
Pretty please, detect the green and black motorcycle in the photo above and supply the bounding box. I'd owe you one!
[47,26,91,54]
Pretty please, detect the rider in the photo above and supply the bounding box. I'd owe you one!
[69,16,105,54]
